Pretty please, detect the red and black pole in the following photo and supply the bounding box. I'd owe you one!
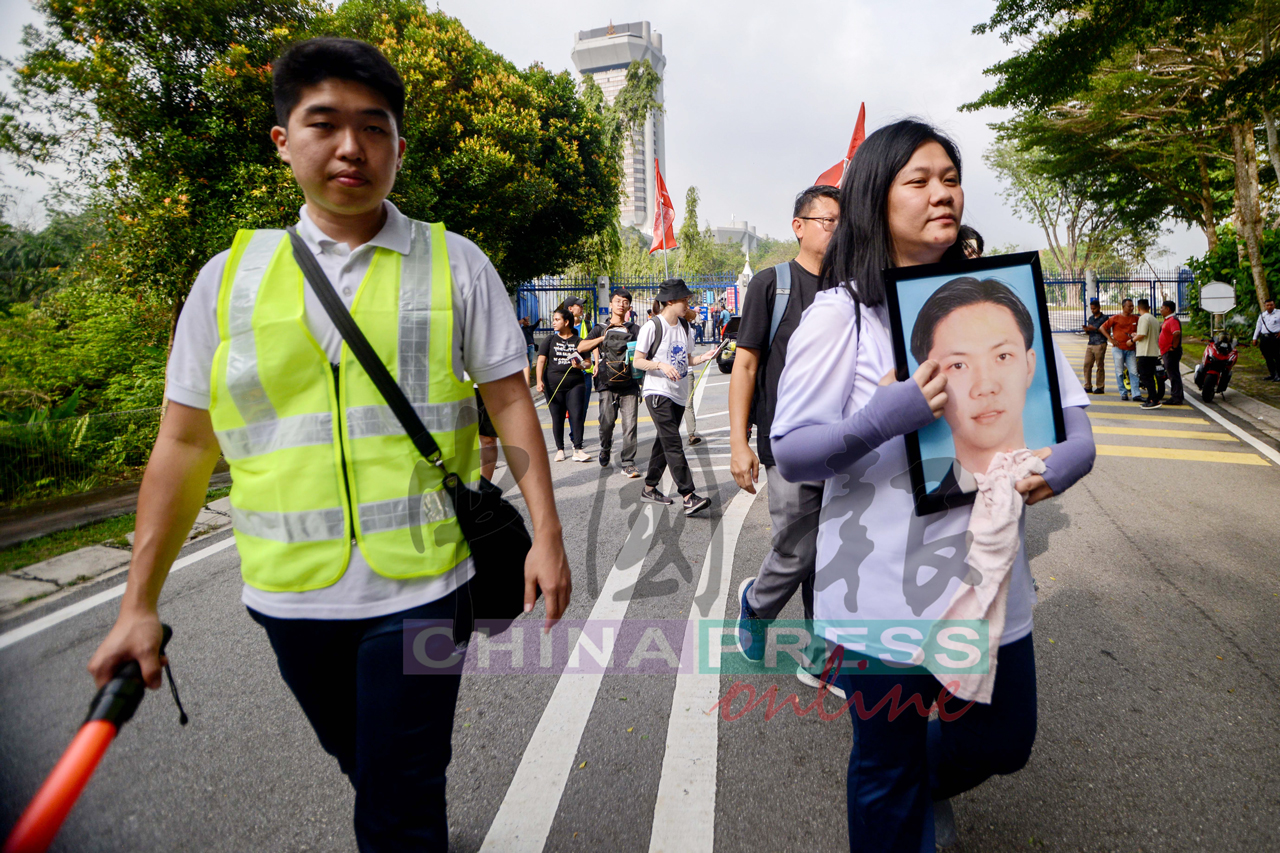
[3,625,185,853]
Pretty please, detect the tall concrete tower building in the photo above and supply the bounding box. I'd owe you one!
[571,21,666,233]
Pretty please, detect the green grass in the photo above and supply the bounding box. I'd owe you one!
[1179,338,1280,409]
[1,484,232,576]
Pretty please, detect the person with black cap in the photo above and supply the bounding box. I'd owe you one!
[634,279,722,515]
[1081,297,1110,394]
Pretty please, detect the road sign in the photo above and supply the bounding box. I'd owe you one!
[1200,281,1235,314]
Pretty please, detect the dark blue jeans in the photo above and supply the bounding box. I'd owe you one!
[833,633,1037,853]
[248,582,471,853]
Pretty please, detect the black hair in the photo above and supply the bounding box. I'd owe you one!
[910,277,1035,364]
[820,119,965,307]
[610,288,632,302]
[1121,297,1134,306]
[1162,300,1177,312]
[793,185,841,219]
[957,224,984,257]
[553,307,574,325]
[1136,298,1150,310]
[273,38,406,133]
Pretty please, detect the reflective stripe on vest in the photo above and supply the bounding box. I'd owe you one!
[210,221,477,593]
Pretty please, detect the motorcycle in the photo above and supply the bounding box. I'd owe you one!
[1193,333,1238,404]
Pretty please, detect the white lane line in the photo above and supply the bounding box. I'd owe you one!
[648,475,762,853]
[697,410,729,419]
[479,497,664,853]
[0,535,238,652]
[1184,396,1280,467]
[703,380,732,387]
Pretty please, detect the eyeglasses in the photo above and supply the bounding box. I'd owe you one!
[797,216,839,231]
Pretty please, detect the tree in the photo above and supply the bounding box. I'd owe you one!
[968,0,1280,308]
[985,139,1161,278]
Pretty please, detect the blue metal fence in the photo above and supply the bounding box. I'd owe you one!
[1043,267,1193,332]
[515,274,740,342]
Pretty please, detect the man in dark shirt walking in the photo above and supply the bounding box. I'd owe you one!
[579,289,643,477]
[1081,297,1109,393]
[728,184,844,695]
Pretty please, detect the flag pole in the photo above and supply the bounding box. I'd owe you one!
[662,246,669,279]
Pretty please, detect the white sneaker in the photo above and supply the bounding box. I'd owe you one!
[554,449,565,462]
[573,449,591,462]
[797,666,847,700]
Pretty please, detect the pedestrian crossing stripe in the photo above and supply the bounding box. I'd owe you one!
[1092,426,1237,442]
[1088,412,1209,426]
[1095,445,1268,465]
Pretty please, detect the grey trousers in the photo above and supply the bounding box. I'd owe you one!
[745,467,823,620]
[597,388,639,465]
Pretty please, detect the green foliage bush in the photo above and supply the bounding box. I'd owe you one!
[1185,226,1278,336]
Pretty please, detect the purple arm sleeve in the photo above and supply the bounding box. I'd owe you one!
[772,379,936,482]
[1040,405,1095,495]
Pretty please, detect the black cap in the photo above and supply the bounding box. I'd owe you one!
[564,296,585,308]
[655,278,693,304]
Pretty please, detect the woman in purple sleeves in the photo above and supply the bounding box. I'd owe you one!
[769,120,1095,852]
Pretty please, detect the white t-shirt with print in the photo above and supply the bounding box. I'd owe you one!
[166,202,527,619]
[772,288,1089,661]
[635,315,694,404]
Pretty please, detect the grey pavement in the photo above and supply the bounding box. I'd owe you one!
[1,342,1278,852]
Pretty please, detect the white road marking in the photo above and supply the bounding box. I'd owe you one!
[1184,396,1280,467]
[703,380,732,387]
[482,360,732,851]
[0,535,238,652]
[648,474,763,853]
[479,496,664,853]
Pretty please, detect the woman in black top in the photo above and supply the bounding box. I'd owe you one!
[537,308,590,461]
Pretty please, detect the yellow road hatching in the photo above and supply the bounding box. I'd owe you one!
[1058,335,1270,467]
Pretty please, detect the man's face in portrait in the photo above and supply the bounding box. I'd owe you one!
[927,301,1036,477]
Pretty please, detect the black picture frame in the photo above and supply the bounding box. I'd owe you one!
[884,252,1067,517]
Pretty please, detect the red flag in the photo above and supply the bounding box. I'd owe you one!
[815,102,866,187]
[649,157,678,254]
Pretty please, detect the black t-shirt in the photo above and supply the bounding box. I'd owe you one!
[736,259,823,466]
[538,332,584,396]
[587,320,641,392]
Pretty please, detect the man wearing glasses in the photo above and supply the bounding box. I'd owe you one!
[729,184,845,695]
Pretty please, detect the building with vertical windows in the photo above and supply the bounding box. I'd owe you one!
[571,21,666,233]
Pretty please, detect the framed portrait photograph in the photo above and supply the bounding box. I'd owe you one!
[884,252,1066,516]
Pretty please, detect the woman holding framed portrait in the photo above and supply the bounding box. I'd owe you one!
[770,120,1096,851]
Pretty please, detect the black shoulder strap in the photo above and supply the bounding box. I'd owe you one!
[645,316,664,356]
[286,226,443,463]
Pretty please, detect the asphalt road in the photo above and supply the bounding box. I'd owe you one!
[1,338,1277,852]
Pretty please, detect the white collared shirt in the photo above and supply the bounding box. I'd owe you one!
[166,202,526,619]
[1255,309,1280,338]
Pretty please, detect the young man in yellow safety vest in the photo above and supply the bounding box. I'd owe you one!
[88,37,571,850]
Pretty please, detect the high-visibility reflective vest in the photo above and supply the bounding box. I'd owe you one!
[209,221,478,592]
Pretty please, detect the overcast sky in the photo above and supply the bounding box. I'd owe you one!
[0,0,1204,263]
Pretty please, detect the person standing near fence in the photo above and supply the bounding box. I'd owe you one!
[1254,297,1280,381]
[729,184,842,695]
[634,279,719,516]
[537,308,591,462]
[1159,300,1184,405]
[1133,298,1162,409]
[1101,298,1140,401]
[85,38,571,852]
[1081,297,1109,394]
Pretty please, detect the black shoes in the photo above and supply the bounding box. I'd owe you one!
[599,448,610,468]
[641,485,673,505]
[683,493,712,516]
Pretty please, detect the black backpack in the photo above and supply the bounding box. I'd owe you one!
[599,323,638,387]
